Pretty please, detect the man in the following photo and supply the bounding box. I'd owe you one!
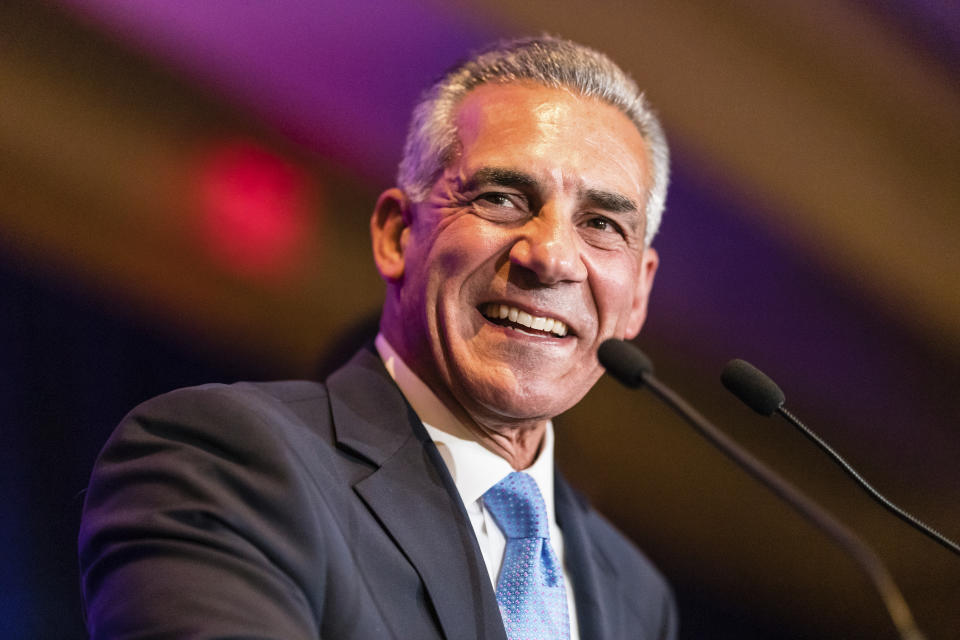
[79,36,676,639]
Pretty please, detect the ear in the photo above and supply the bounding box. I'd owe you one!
[624,247,659,339]
[370,188,412,281]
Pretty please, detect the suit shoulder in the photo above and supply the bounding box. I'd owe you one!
[84,379,342,556]
[147,379,329,410]
[132,379,330,426]
[80,379,348,639]
[101,380,334,467]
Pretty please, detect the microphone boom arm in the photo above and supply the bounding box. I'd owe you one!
[598,340,926,640]
[639,372,924,640]
[775,405,960,556]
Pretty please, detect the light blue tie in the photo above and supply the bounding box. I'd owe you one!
[483,471,571,640]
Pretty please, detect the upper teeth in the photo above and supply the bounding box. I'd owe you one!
[482,303,568,337]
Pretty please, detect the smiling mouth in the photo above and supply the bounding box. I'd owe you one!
[480,303,570,338]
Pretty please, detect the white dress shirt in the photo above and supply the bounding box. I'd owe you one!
[375,334,580,639]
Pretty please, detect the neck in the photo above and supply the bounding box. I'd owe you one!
[423,375,548,470]
[376,329,548,470]
[462,417,547,471]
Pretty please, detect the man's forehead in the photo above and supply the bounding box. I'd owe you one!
[449,82,650,196]
[453,81,639,135]
[454,82,593,131]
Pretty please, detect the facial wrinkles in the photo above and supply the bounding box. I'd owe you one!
[527,100,576,175]
[441,87,644,313]
[481,193,596,344]
[420,172,473,239]
[455,84,651,238]
[564,93,653,216]
[428,169,627,343]
[583,132,647,206]
[524,98,649,225]
[531,99,567,138]
[446,191,592,342]
[388,84,659,437]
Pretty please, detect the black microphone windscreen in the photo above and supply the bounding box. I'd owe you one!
[721,359,785,416]
[598,339,653,388]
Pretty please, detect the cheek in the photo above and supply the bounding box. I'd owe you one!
[591,259,641,327]
[434,220,509,277]
[418,230,497,326]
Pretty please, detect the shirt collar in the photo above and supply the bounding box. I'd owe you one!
[375,333,556,518]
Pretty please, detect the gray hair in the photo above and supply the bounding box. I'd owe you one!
[397,35,669,245]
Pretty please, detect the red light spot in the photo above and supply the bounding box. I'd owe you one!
[194,140,315,281]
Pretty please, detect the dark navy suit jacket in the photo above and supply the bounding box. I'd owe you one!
[79,346,677,639]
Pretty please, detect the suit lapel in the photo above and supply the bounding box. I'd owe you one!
[327,347,505,640]
[556,472,622,640]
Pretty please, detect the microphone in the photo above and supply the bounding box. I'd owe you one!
[720,359,784,416]
[598,339,926,640]
[721,358,960,557]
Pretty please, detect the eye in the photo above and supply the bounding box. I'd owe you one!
[469,192,531,224]
[583,215,623,235]
[476,192,518,208]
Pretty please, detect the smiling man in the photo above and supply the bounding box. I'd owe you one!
[374,79,659,469]
[80,36,676,640]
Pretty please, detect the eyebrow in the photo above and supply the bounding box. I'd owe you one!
[463,167,537,192]
[582,188,638,214]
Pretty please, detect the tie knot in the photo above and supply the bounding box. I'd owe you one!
[483,471,550,539]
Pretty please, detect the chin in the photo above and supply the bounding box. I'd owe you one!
[468,379,592,424]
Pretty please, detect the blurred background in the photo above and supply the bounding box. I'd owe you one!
[1,0,957,638]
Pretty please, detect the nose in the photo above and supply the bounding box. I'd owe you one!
[508,212,587,285]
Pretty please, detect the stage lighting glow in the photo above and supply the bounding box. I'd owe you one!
[194,140,315,281]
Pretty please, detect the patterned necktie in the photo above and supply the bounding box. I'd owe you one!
[483,471,571,640]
